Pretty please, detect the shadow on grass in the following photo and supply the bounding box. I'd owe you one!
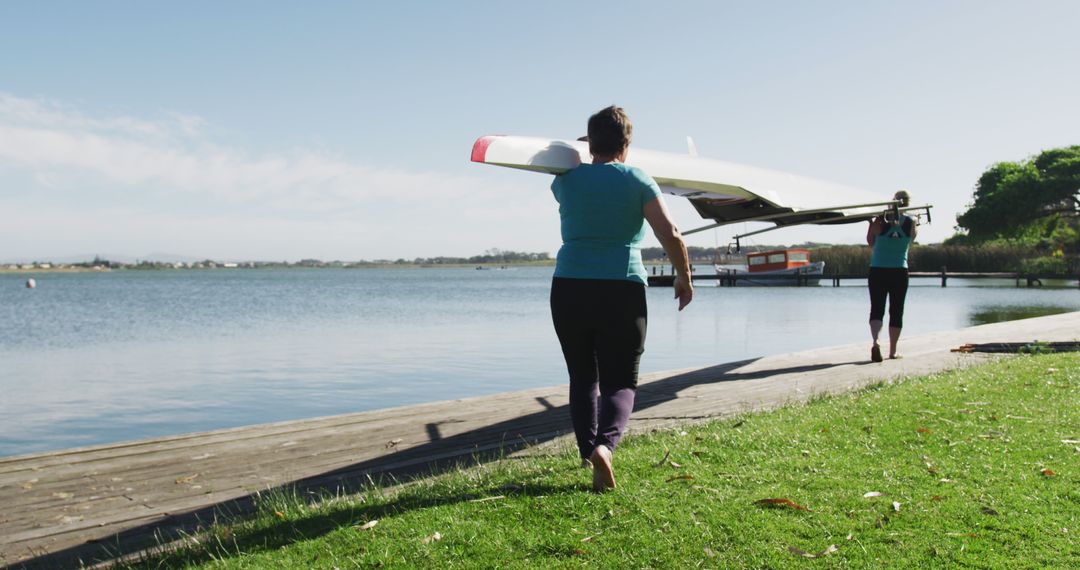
[149,480,584,569]
[10,358,857,569]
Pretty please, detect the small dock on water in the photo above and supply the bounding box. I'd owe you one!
[648,267,1080,288]
[2,312,1079,568]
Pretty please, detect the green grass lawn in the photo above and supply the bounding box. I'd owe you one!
[129,354,1079,569]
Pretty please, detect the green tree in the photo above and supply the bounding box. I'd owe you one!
[953,145,1079,251]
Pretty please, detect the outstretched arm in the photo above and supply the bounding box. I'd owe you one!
[644,198,693,310]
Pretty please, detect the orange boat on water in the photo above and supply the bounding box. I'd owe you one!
[715,248,825,286]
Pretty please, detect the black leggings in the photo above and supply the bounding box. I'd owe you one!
[550,277,646,458]
[868,267,909,328]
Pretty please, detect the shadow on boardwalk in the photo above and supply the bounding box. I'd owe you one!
[11,358,856,569]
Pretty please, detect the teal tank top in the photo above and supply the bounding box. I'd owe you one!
[870,216,914,269]
[551,163,661,284]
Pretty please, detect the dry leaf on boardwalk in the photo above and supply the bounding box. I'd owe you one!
[356,520,378,531]
[422,531,442,544]
[863,491,883,498]
[175,473,200,484]
[385,438,403,449]
[788,544,838,558]
[754,498,810,511]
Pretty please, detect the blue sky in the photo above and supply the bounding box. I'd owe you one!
[2,1,1078,261]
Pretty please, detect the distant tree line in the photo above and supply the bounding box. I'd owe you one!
[397,249,551,265]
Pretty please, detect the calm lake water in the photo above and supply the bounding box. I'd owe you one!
[1,267,1077,457]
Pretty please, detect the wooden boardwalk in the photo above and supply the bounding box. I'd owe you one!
[2,311,1078,568]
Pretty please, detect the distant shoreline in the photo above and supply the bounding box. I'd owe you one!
[0,261,564,273]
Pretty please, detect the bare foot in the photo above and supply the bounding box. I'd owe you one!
[590,445,616,492]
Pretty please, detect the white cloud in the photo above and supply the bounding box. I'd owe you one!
[0,93,560,259]
[0,93,489,213]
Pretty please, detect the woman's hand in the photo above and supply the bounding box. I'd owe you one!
[673,275,693,311]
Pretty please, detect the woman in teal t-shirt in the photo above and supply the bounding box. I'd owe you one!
[550,106,693,492]
[866,190,918,362]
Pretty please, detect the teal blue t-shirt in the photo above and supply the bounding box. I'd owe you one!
[551,163,662,284]
[870,216,914,269]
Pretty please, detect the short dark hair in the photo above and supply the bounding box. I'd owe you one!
[587,106,632,157]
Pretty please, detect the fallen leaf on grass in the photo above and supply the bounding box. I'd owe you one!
[273,511,285,519]
[788,544,838,558]
[754,498,810,511]
[846,533,854,541]
[1041,469,1056,477]
[655,450,671,467]
[421,532,442,544]
[572,548,586,555]
[892,502,901,512]
[581,535,596,543]
[732,420,745,428]
[931,495,945,501]
[669,462,683,468]
[356,520,378,531]
[175,473,200,484]
[863,491,883,498]
[692,450,705,457]
[469,495,505,503]
[1061,439,1080,445]
[666,475,694,482]
[981,506,999,516]
[946,532,978,538]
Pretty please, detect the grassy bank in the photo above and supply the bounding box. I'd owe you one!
[127,354,1078,568]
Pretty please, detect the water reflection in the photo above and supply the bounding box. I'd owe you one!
[1,268,1077,456]
[967,305,1073,326]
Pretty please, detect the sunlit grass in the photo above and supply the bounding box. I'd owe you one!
[124,353,1079,569]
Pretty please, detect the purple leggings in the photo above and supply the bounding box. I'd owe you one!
[551,278,646,459]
